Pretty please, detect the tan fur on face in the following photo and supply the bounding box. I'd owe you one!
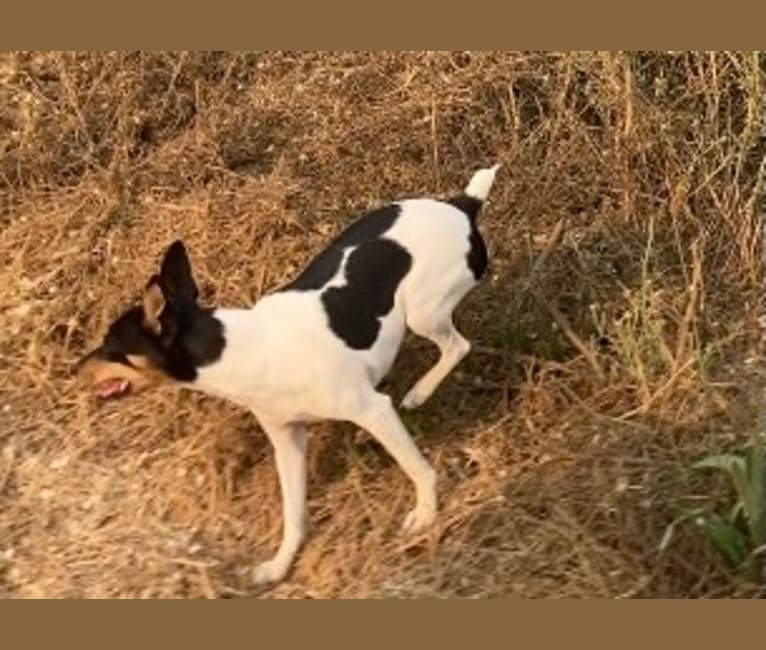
[77,354,165,391]
[142,283,165,335]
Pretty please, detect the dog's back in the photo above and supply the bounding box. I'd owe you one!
[296,167,497,361]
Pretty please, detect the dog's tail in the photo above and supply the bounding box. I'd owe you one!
[465,164,501,202]
[449,164,501,222]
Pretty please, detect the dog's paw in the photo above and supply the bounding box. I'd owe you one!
[401,505,437,536]
[252,559,289,585]
[401,387,428,410]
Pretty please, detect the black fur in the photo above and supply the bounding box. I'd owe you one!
[447,195,482,223]
[158,240,199,306]
[321,239,412,350]
[88,303,225,382]
[466,227,488,280]
[159,305,225,380]
[448,195,488,280]
[78,240,225,382]
[282,204,402,291]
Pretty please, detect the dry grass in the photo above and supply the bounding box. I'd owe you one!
[0,51,763,598]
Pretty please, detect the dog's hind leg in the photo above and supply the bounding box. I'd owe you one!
[401,315,471,410]
[347,390,437,534]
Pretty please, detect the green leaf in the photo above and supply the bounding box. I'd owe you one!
[693,452,750,528]
[692,454,747,486]
[694,513,748,568]
[658,508,704,553]
[728,500,745,523]
[745,443,765,548]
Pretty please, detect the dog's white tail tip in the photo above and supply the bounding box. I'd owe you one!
[465,164,501,201]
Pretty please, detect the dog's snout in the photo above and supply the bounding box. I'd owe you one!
[73,352,93,378]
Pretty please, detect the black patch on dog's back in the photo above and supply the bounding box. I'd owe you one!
[282,204,402,291]
[447,195,488,280]
[321,238,412,350]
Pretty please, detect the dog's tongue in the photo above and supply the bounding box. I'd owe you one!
[93,378,129,398]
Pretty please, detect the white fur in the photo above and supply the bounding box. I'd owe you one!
[192,167,499,585]
[465,164,500,201]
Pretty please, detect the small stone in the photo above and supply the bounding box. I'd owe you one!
[615,478,629,493]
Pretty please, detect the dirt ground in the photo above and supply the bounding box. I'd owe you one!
[0,52,763,598]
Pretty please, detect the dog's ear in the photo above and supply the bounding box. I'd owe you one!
[142,277,165,334]
[158,240,198,306]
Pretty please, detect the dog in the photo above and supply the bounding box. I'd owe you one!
[76,164,500,584]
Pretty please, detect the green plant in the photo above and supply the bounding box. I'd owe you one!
[660,440,765,581]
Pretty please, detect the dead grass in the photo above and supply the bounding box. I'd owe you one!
[0,51,763,598]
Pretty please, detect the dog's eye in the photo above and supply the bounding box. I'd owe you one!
[105,350,135,367]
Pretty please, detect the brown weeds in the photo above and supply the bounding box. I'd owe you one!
[0,52,763,598]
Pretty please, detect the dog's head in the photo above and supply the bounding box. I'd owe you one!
[76,240,224,400]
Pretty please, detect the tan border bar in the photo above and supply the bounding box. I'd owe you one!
[1,2,765,48]
[1,601,765,646]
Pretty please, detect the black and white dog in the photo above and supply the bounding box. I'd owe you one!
[76,165,500,584]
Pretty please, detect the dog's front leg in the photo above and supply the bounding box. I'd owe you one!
[252,418,308,585]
